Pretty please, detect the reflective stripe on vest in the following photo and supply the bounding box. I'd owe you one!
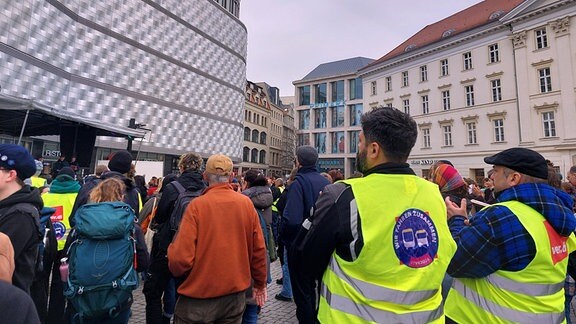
[486,272,564,296]
[446,200,575,324]
[271,186,284,212]
[328,258,438,305]
[452,279,564,323]
[321,284,443,323]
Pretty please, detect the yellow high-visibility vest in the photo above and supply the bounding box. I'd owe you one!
[318,174,456,323]
[42,192,78,251]
[446,200,576,324]
[31,176,47,188]
[271,186,284,213]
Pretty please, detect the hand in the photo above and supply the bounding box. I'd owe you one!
[472,185,483,197]
[445,196,467,220]
[253,286,268,307]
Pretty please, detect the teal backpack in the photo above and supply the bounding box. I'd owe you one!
[64,201,139,320]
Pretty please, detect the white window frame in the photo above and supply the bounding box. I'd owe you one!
[385,76,392,92]
[442,125,453,146]
[442,90,451,111]
[491,79,502,102]
[465,85,475,107]
[538,67,552,93]
[421,95,429,114]
[542,111,556,137]
[535,27,548,49]
[440,59,449,76]
[488,44,500,63]
[403,99,410,115]
[466,122,477,144]
[420,65,428,82]
[422,128,431,148]
[370,81,377,96]
[463,52,473,70]
[493,118,505,142]
[402,71,409,87]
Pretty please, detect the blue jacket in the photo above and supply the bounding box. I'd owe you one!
[280,166,330,246]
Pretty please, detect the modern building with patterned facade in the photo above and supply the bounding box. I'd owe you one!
[293,57,374,178]
[0,0,247,174]
[359,0,576,181]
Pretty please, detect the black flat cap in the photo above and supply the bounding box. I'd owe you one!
[484,148,548,179]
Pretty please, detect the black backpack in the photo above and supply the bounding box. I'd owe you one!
[168,181,203,232]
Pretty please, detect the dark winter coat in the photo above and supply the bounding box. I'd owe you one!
[69,171,141,227]
[0,186,43,293]
[242,185,273,225]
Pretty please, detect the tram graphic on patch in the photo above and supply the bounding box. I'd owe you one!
[393,208,439,268]
[53,222,67,240]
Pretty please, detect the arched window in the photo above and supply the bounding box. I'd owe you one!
[251,148,258,163]
[244,127,251,141]
[260,132,267,145]
[252,129,259,143]
[259,150,266,164]
[243,147,250,162]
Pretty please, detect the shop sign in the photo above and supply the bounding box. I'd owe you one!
[309,100,345,109]
[411,159,437,166]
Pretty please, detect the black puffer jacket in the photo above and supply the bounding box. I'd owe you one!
[0,186,43,293]
[242,185,273,225]
[70,171,141,226]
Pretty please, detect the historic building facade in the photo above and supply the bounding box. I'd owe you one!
[0,0,247,173]
[359,0,576,181]
[240,81,295,177]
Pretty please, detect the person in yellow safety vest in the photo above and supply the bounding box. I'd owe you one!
[295,107,457,323]
[41,166,80,322]
[271,178,284,243]
[26,160,47,189]
[42,167,80,251]
[444,147,576,324]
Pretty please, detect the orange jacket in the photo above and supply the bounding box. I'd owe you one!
[168,183,267,298]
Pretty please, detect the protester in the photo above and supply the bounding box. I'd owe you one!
[444,148,576,323]
[0,232,14,283]
[143,153,205,324]
[168,153,267,323]
[294,107,456,322]
[51,155,69,179]
[0,144,43,293]
[0,237,41,324]
[66,178,148,324]
[41,166,81,322]
[27,160,48,188]
[134,175,148,204]
[279,145,330,322]
[70,150,141,226]
[241,169,274,323]
[271,178,285,244]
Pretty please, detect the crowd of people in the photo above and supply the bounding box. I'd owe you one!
[1,106,576,323]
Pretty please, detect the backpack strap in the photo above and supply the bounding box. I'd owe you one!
[171,181,186,195]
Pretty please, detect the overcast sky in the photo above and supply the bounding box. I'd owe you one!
[240,0,481,97]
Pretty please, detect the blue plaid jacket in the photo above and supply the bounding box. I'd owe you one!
[448,183,576,278]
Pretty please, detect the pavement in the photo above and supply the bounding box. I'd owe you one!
[128,258,297,323]
[128,261,576,323]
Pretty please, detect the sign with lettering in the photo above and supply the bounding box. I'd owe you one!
[309,100,345,109]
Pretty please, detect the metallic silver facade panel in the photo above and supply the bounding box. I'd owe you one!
[0,0,247,159]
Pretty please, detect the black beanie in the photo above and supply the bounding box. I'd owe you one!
[108,150,133,174]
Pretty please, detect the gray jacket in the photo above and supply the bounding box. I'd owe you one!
[242,185,273,225]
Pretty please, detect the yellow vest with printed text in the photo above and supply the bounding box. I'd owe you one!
[42,192,78,251]
[318,174,457,323]
[445,200,576,324]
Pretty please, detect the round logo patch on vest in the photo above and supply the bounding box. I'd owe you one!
[393,208,438,268]
[53,222,67,240]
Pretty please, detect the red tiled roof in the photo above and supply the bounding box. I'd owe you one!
[364,0,525,70]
